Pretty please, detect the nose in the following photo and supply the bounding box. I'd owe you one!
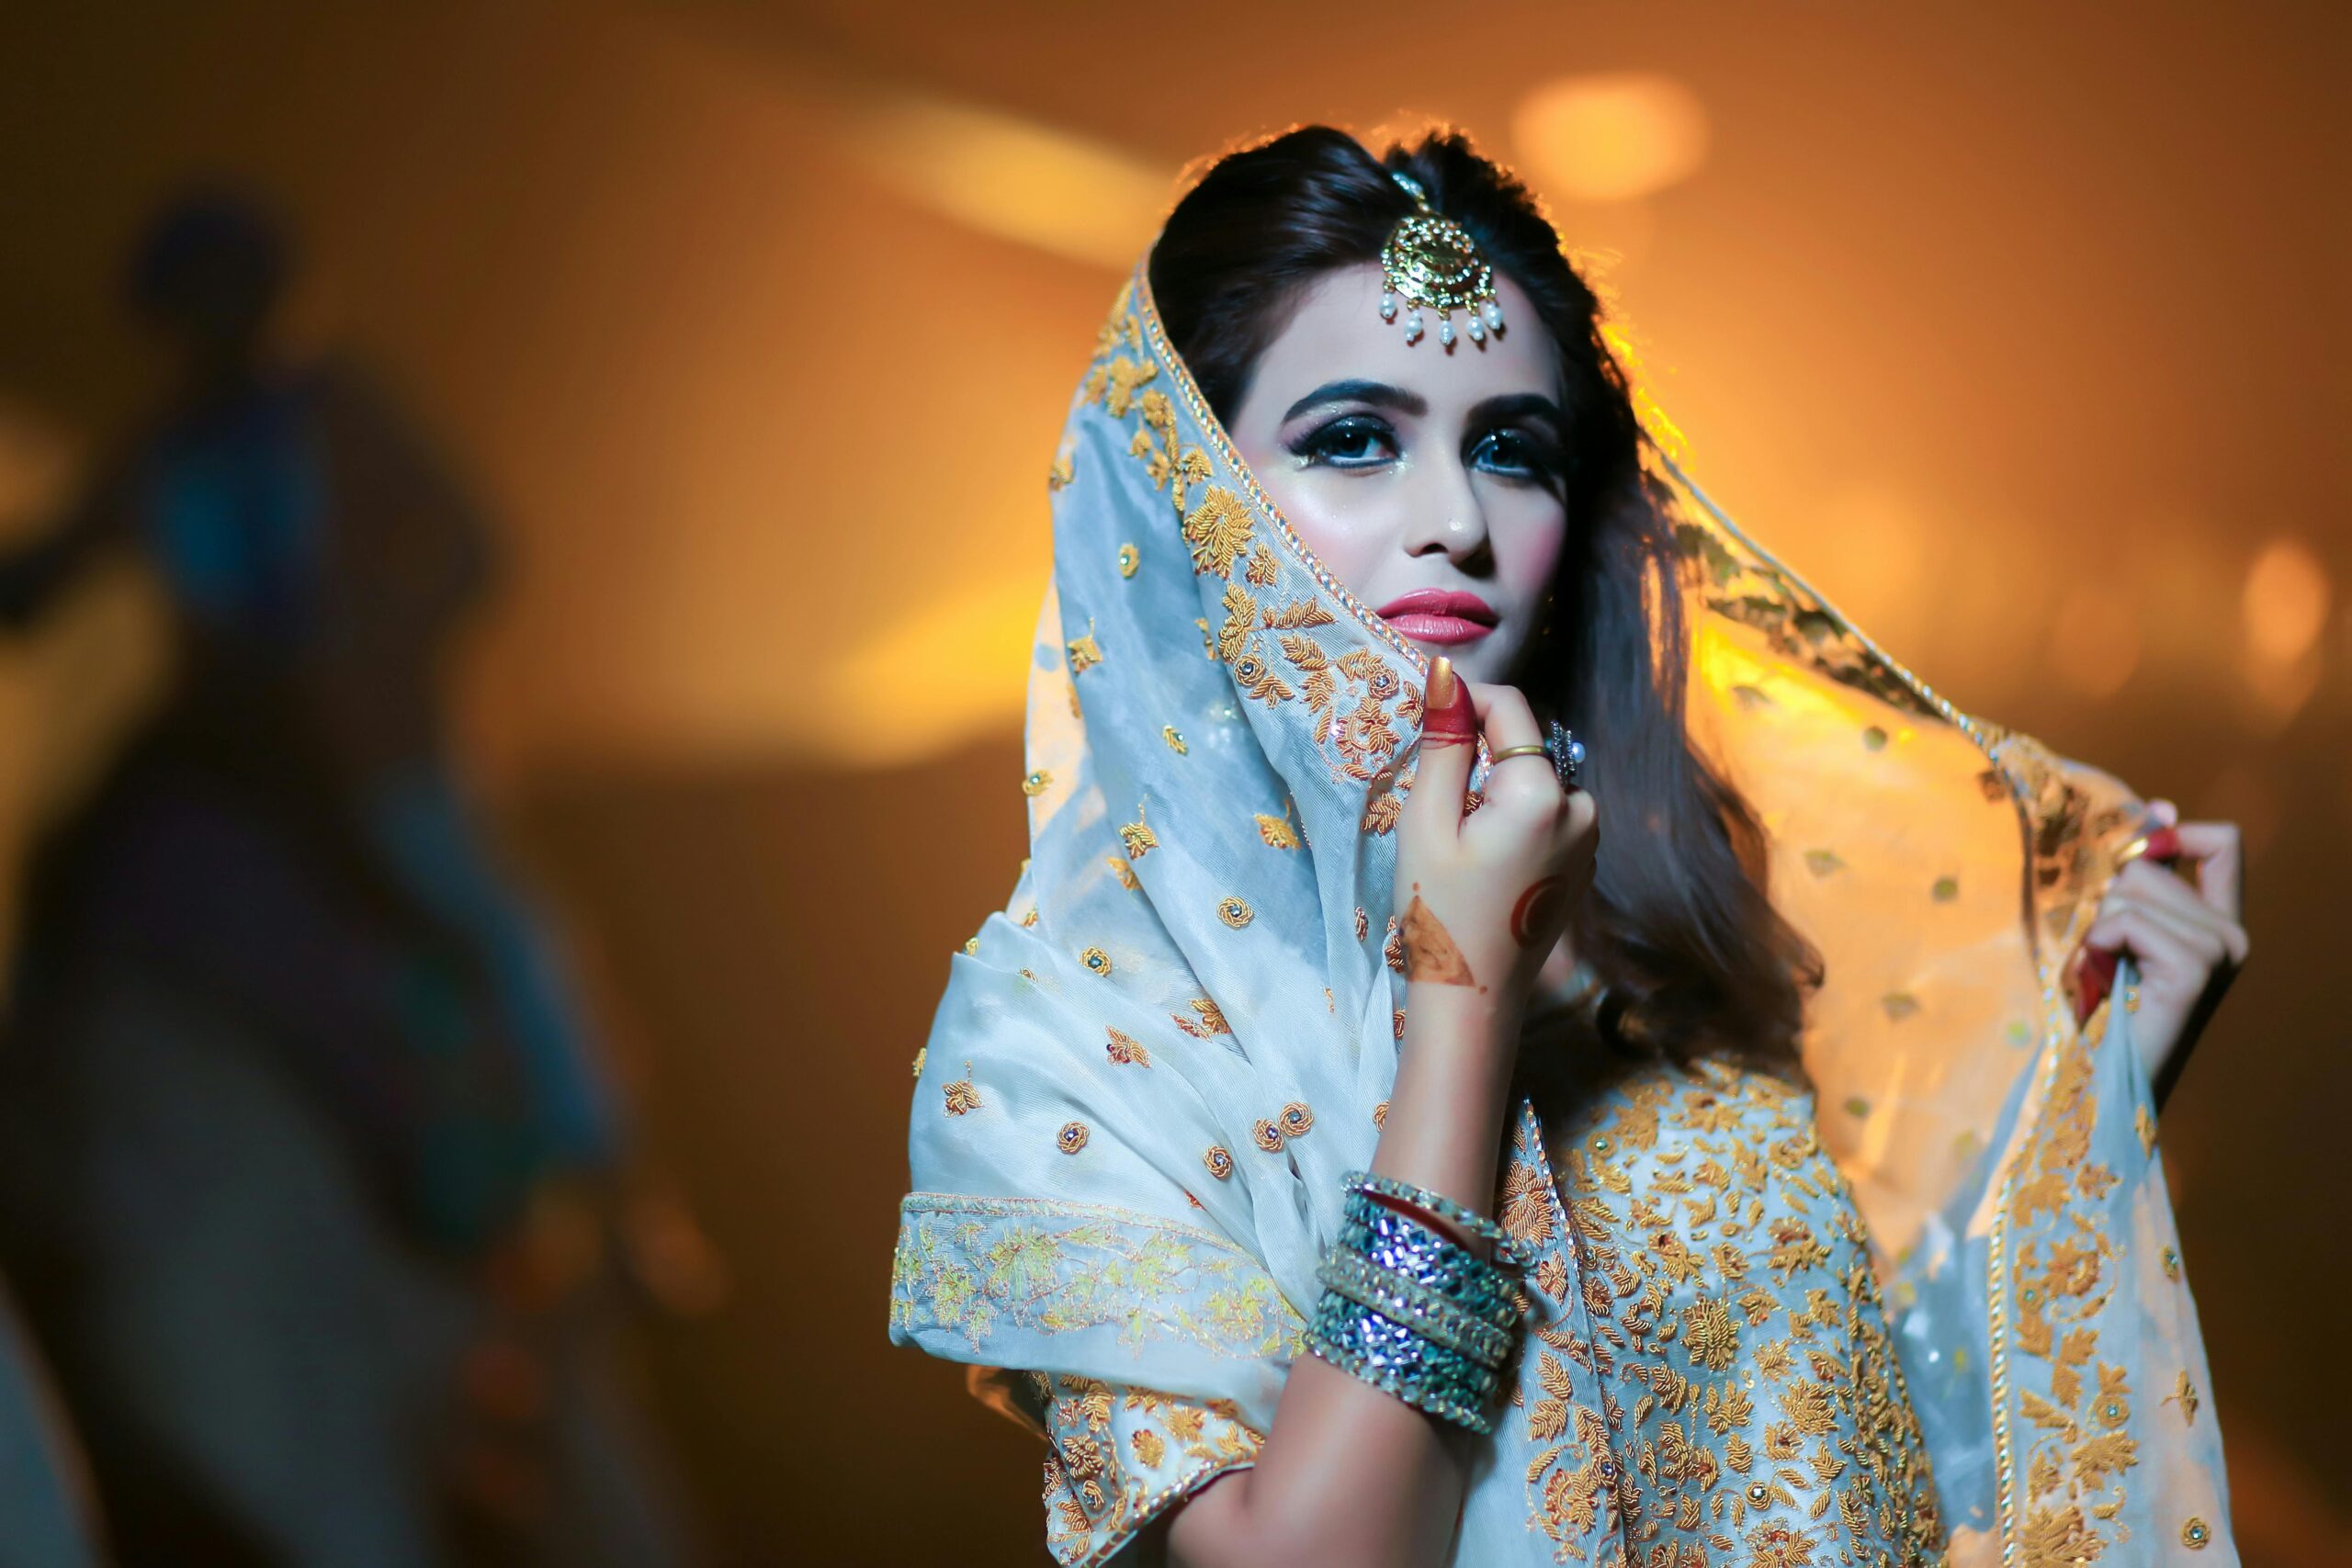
[1399,448,1492,570]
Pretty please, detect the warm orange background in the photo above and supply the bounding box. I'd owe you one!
[0,3,2343,1562]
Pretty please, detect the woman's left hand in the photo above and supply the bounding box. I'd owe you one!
[2079,798,2249,1105]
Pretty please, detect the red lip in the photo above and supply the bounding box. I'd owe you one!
[1375,588,1499,646]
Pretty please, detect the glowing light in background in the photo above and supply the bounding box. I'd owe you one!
[1510,72,1711,204]
[2237,536,2329,730]
[2047,581,2142,699]
[2242,536,2330,664]
[845,93,1172,271]
[817,567,1041,766]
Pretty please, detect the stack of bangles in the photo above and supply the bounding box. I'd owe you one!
[1300,1170,1531,1436]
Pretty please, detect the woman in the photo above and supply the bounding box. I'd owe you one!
[888,127,2246,1566]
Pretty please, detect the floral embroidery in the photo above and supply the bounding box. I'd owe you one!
[1116,542,1138,578]
[1058,1122,1091,1155]
[2163,1370,2199,1426]
[910,1046,927,1080]
[1203,1146,1233,1180]
[1119,807,1157,861]
[1373,1100,1389,1129]
[1162,726,1187,754]
[1182,488,1254,578]
[1104,855,1138,892]
[1068,625,1103,675]
[1104,1029,1150,1067]
[1518,1056,1943,1562]
[944,1064,981,1116]
[1049,453,1076,491]
[1217,896,1254,929]
[1999,995,2139,1558]
[1254,798,1301,850]
[1080,947,1114,976]
[1034,1371,1266,1567]
[890,1193,1299,1363]
[1171,998,1229,1037]
[1250,1119,1283,1153]
[1277,1102,1313,1138]
[1023,769,1053,797]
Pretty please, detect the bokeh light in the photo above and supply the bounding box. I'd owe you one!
[2242,536,2330,666]
[847,92,1170,271]
[1510,72,1711,204]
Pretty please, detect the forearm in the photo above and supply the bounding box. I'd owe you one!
[1166,986,1519,1568]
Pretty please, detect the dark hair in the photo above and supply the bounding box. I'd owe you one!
[1150,124,1821,1069]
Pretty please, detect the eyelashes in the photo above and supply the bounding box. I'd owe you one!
[1285,414,1396,468]
[1284,413,1563,485]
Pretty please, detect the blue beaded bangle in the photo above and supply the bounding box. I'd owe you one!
[1304,1292,1498,1434]
[1343,1168,1534,1270]
[1316,1247,1515,1366]
[1339,1195,1518,1327]
[1335,1213,1517,1333]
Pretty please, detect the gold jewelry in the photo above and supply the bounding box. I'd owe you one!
[1489,743,1548,762]
[1378,171,1505,348]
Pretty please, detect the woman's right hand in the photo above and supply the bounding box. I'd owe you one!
[1392,656,1598,1039]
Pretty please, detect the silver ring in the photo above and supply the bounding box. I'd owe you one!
[1543,720,1586,791]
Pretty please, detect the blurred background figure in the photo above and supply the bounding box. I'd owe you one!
[0,185,700,1567]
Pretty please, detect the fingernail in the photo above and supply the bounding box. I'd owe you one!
[2143,826,2181,862]
[2068,942,2119,1024]
[1423,656,1476,744]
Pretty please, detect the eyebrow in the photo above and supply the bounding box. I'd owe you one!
[1279,380,1566,432]
[1469,392,1566,430]
[1281,378,1428,423]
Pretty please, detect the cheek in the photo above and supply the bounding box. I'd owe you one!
[1491,492,1569,604]
[1251,468,1396,601]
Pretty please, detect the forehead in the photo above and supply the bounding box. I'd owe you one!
[1246,261,1560,414]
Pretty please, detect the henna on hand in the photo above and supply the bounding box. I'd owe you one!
[1509,875,1567,949]
[1401,895,1477,987]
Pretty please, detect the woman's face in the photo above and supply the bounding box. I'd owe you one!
[1228,262,1568,688]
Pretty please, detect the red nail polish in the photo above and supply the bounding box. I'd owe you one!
[2142,826,2180,863]
[1422,656,1476,746]
[2069,942,2119,1025]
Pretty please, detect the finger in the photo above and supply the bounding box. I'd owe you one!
[2126,860,2229,944]
[2147,797,2179,828]
[2085,902,2226,978]
[1465,682,1555,806]
[1402,655,1477,848]
[2102,886,2228,966]
[2109,860,2244,958]
[2168,820,2243,921]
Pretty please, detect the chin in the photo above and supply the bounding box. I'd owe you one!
[1415,637,1518,688]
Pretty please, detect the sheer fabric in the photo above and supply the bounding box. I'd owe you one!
[887,265,2235,1564]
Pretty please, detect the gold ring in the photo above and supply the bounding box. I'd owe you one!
[1490,743,1548,761]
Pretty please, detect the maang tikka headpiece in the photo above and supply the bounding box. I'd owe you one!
[1377,169,1505,349]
